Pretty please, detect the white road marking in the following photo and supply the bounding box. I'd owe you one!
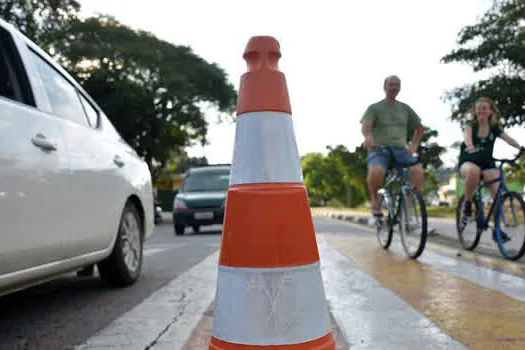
[143,243,188,257]
[388,239,525,303]
[318,217,525,302]
[143,248,168,257]
[77,229,519,350]
[75,250,219,350]
[317,236,466,350]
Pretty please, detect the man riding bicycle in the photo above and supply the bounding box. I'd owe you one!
[360,75,425,221]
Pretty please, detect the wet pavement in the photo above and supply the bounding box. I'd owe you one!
[3,215,525,349]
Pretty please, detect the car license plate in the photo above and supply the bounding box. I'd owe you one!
[194,212,213,220]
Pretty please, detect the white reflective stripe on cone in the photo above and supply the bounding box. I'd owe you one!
[212,262,331,345]
[230,111,303,185]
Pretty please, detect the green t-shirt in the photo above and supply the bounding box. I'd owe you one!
[360,100,422,148]
[458,121,503,166]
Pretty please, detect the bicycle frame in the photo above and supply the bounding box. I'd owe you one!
[474,167,508,232]
[379,154,415,225]
[456,147,525,259]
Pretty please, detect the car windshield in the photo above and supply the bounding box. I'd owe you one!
[181,170,230,192]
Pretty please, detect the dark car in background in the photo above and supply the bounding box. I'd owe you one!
[172,164,230,235]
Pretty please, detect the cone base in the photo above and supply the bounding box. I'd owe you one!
[209,332,335,350]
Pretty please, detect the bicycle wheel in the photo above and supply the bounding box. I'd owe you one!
[455,194,482,251]
[399,187,427,259]
[494,191,525,261]
[375,191,394,249]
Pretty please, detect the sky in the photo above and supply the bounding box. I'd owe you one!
[79,0,524,167]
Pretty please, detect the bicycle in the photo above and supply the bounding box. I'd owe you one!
[456,147,525,261]
[373,145,428,259]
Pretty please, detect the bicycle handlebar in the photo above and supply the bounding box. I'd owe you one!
[493,146,525,166]
[377,145,419,168]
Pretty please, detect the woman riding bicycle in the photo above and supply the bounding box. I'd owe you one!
[458,97,522,241]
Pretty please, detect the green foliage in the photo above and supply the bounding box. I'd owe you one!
[441,0,525,128]
[302,145,368,208]
[49,16,237,176]
[5,2,238,178]
[167,152,209,174]
[303,127,445,207]
[302,152,340,205]
[411,126,446,170]
[418,127,446,195]
[0,0,80,48]
[507,158,525,184]
[326,144,368,207]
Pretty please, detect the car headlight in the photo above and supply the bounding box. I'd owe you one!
[173,197,187,210]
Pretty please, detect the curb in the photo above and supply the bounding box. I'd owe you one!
[311,209,440,236]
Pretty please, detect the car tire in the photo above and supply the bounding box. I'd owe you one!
[174,224,185,236]
[98,201,144,287]
[192,225,200,233]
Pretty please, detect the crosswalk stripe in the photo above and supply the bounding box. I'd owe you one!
[74,230,525,350]
[391,240,525,303]
[143,247,169,257]
[75,251,219,350]
[318,235,465,349]
[324,233,525,349]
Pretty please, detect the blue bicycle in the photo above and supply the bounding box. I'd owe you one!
[456,147,525,261]
[374,146,428,259]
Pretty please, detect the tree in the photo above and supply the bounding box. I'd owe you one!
[50,16,237,177]
[507,159,525,184]
[326,145,368,207]
[418,127,446,196]
[441,0,525,128]
[4,4,237,179]
[301,152,339,205]
[301,145,368,208]
[0,0,80,48]
[416,127,446,171]
[166,151,209,174]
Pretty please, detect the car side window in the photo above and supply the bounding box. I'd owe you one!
[78,93,99,129]
[0,27,35,106]
[28,49,90,127]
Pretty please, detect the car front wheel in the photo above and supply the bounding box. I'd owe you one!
[98,201,144,287]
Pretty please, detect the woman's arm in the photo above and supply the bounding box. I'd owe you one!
[464,124,474,152]
[499,132,521,149]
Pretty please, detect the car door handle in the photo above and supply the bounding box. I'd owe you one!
[113,155,125,167]
[31,133,57,151]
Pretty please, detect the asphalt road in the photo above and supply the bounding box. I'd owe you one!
[0,215,522,350]
[0,222,222,350]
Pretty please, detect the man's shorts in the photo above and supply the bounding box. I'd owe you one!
[367,146,418,171]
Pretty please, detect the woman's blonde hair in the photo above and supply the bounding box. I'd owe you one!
[473,96,502,126]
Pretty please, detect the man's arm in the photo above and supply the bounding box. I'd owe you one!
[361,119,373,137]
[361,106,376,149]
[408,123,424,153]
[406,104,423,153]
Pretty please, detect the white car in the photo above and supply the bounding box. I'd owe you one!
[0,19,154,296]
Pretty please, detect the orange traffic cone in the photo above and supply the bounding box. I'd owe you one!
[208,36,335,350]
